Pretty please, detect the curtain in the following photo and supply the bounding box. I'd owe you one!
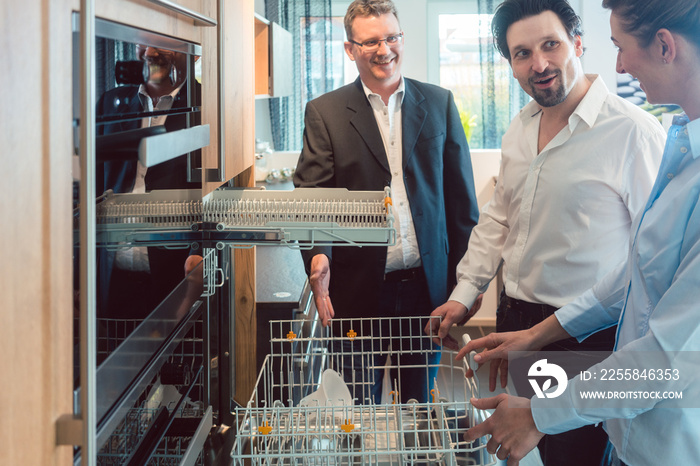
[96,38,137,98]
[476,0,529,148]
[265,0,337,151]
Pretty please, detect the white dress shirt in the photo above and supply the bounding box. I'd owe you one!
[361,78,421,273]
[449,75,666,309]
[533,114,700,465]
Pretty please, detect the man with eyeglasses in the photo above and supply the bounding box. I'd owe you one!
[294,0,479,404]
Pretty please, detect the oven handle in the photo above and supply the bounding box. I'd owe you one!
[146,0,217,27]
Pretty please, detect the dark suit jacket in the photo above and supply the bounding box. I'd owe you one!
[294,77,479,318]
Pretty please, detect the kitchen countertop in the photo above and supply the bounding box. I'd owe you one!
[255,179,294,191]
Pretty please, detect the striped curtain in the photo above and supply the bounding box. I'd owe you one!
[265,0,337,151]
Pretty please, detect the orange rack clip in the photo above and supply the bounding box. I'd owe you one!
[389,390,397,405]
[258,421,272,435]
[341,420,355,432]
[383,196,393,211]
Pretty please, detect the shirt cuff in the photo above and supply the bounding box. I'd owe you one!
[555,289,617,342]
[530,392,590,435]
[448,280,483,309]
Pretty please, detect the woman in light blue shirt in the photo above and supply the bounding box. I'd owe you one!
[458,1,700,465]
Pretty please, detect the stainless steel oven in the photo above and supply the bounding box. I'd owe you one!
[70,12,224,466]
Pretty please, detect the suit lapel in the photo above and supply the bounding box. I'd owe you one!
[401,79,427,169]
[347,79,390,173]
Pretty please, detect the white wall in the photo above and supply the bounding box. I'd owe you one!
[578,1,618,91]
[255,0,265,16]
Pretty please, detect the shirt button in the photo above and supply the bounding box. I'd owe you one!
[667,173,674,180]
[680,147,688,154]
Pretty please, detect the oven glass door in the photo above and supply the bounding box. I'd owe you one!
[72,15,214,464]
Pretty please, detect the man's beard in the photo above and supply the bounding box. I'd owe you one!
[146,58,174,84]
[529,70,567,108]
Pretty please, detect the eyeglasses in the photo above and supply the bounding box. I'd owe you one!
[349,32,404,51]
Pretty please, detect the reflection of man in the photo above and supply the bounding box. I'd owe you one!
[136,45,188,92]
[425,0,665,464]
[293,0,479,404]
[97,46,198,195]
[96,46,201,318]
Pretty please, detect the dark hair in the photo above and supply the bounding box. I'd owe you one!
[602,0,700,50]
[492,0,583,61]
[344,0,400,41]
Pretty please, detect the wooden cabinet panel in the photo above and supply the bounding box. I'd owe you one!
[254,16,293,98]
[219,0,255,187]
[3,0,256,463]
[2,0,74,464]
[255,15,270,96]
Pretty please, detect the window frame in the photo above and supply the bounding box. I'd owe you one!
[426,0,479,86]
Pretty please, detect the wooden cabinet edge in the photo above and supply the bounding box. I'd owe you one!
[255,15,271,96]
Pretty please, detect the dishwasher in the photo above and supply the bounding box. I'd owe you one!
[73,185,398,465]
[231,316,496,465]
[71,10,402,463]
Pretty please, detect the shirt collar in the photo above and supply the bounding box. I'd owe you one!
[686,117,700,159]
[570,74,607,129]
[138,82,184,107]
[361,76,405,107]
[519,74,605,130]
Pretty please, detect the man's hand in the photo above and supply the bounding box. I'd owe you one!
[465,394,544,465]
[424,295,483,351]
[309,254,334,327]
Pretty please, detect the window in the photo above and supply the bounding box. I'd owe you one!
[428,1,528,149]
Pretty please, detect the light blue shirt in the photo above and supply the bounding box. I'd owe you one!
[532,115,700,465]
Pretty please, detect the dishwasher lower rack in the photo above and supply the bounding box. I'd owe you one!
[231,317,496,465]
[96,400,210,466]
[83,312,211,466]
[93,187,395,249]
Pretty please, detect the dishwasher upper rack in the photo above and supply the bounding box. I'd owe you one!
[93,187,396,249]
[231,317,496,465]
